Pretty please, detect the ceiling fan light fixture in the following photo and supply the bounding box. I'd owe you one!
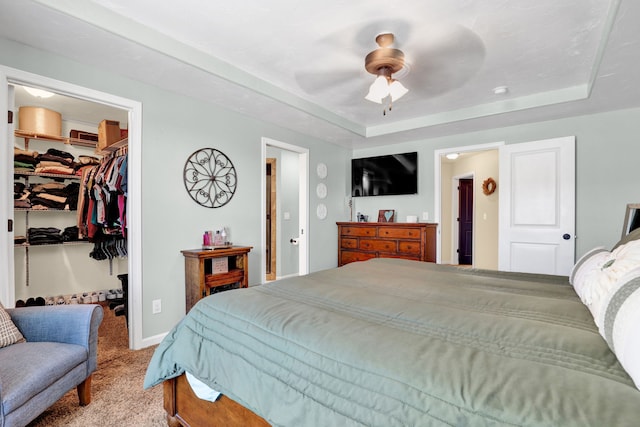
[364,33,408,111]
[389,79,408,102]
[365,75,389,103]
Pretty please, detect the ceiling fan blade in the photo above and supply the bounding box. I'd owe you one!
[295,70,364,95]
[295,69,371,105]
[403,24,486,97]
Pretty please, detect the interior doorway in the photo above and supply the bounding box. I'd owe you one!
[0,66,143,349]
[265,158,276,281]
[434,141,503,268]
[458,177,473,265]
[261,137,309,283]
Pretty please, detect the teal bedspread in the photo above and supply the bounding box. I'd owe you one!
[144,258,640,426]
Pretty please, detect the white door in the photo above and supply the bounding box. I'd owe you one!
[498,136,575,275]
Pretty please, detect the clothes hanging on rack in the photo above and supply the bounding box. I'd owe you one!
[77,146,128,260]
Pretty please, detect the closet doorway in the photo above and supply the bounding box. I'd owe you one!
[0,66,143,349]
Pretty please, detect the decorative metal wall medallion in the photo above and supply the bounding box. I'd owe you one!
[183,148,237,208]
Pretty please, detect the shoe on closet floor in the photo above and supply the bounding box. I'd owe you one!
[15,300,26,308]
[45,296,55,306]
[26,298,36,306]
[35,297,46,306]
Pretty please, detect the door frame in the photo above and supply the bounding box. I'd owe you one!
[451,173,474,266]
[260,137,309,282]
[0,65,144,350]
[434,141,504,264]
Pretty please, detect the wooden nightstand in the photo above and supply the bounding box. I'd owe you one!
[181,246,252,312]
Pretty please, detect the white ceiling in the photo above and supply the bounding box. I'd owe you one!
[1,0,639,149]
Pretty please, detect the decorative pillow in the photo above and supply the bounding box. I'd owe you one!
[569,246,607,286]
[597,267,640,390]
[572,239,640,323]
[0,302,26,348]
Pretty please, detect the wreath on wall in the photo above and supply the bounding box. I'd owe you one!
[482,177,497,195]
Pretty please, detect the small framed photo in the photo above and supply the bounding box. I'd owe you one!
[378,209,395,222]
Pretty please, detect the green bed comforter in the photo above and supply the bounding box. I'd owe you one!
[144,258,640,426]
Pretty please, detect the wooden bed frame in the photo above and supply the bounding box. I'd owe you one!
[163,374,270,427]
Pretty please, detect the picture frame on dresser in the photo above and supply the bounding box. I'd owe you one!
[377,209,395,222]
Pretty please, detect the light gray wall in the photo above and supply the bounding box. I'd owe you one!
[1,37,349,339]
[353,108,640,259]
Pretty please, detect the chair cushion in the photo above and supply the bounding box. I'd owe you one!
[0,341,87,414]
[0,303,25,348]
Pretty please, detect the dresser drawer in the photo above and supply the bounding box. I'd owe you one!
[359,239,397,252]
[340,226,375,237]
[341,251,376,264]
[398,241,421,255]
[378,227,422,239]
[340,238,358,249]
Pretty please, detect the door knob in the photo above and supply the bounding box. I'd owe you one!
[562,233,571,240]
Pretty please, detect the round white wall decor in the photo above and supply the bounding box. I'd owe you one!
[316,182,327,199]
[316,203,327,220]
[316,162,328,179]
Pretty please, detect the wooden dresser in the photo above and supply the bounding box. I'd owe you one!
[337,222,437,266]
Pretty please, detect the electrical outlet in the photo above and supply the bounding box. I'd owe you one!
[152,299,161,314]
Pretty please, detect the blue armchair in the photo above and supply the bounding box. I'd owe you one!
[0,304,103,427]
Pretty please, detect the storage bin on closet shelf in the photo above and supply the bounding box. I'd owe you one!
[18,106,62,137]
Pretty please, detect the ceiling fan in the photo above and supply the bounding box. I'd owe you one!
[364,32,408,110]
[294,22,485,117]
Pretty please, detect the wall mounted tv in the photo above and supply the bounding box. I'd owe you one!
[351,152,418,197]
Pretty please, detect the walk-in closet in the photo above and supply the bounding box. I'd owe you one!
[11,84,129,319]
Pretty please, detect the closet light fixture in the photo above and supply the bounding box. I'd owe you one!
[446,153,460,160]
[24,86,55,99]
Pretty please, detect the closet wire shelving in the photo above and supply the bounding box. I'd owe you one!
[14,130,128,286]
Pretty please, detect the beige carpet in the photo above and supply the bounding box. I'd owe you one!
[27,304,167,427]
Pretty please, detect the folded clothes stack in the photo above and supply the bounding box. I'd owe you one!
[34,147,76,175]
[26,226,84,245]
[27,227,63,245]
[30,181,80,210]
[14,147,39,172]
[14,181,31,208]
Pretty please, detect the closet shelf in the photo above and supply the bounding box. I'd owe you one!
[14,208,74,212]
[14,241,89,248]
[14,171,81,180]
[97,137,128,154]
[15,129,98,148]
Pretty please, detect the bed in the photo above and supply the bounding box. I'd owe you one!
[144,231,640,426]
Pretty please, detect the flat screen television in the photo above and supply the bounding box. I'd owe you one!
[351,152,418,197]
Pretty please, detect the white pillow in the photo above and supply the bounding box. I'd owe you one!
[574,240,640,323]
[570,246,607,286]
[596,267,640,390]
